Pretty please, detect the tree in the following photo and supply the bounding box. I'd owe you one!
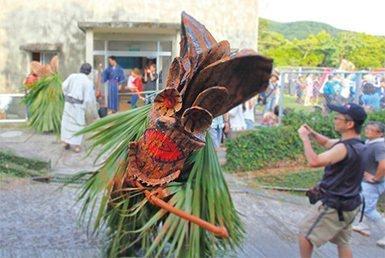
[258,19,385,69]
[345,33,385,69]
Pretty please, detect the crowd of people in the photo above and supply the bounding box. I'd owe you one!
[290,72,385,111]
[97,55,159,115]
[59,60,284,152]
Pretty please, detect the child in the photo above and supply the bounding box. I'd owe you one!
[128,68,145,108]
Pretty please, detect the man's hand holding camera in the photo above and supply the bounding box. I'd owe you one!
[298,124,312,141]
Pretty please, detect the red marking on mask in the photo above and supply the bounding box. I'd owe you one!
[144,129,184,162]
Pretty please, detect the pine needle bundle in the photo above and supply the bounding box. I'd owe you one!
[75,104,244,257]
[23,74,64,134]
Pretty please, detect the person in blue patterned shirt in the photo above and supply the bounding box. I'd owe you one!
[102,56,125,114]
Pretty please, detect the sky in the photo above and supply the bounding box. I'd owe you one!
[260,0,384,36]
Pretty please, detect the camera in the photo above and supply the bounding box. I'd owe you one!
[306,186,325,204]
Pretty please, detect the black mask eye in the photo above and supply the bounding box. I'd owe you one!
[156,119,168,130]
[155,116,176,131]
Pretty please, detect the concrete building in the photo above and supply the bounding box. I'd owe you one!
[0,0,260,93]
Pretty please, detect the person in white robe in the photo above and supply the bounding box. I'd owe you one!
[229,104,246,132]
[61,63,98,152]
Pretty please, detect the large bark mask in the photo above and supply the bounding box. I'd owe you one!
[126,12,273,186]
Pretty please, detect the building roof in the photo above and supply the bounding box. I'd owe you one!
[78,21,180,34]
[19,43,63,52]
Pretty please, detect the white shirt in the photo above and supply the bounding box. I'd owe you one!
[243,103,255,122]
[229,105,246,131]
[62,73,94,104]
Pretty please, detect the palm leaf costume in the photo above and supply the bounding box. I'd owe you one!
[76,12,273,257]
[23,56,64,134]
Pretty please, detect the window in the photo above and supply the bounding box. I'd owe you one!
[93,39,173,93]
[94,40,105,51]
[31,51,58,64]
[108,41,157,52]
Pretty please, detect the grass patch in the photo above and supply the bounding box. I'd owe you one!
[283,94,313,112]
[0,151,49,177]
[255,94,318,114]
[255,169,323,189]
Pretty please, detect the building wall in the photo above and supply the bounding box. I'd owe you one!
[0,0,259,93]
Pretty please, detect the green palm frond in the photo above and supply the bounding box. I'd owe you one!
[75,105,244,257]
[74,105,152,238]
[23,74,64,134]
[144,135,244,258]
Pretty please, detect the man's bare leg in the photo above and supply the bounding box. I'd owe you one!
[337,245,353,258]
[299,235,313,258]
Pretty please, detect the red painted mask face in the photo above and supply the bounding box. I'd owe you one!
[126,108,205,186]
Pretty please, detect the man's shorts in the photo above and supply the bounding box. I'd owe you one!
[299,202,361,247]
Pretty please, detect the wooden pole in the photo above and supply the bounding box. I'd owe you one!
[135,182,229,238]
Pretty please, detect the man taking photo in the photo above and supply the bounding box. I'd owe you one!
[297,103,367,258]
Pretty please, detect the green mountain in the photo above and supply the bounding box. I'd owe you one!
[261,18,344,40]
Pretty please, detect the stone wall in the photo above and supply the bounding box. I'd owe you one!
[0,0,259,92]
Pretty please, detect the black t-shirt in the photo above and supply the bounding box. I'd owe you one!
[320,138,365,198]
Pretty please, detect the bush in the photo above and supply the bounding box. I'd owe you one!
[225,110,385,172]
[281,110,338,138]
[367,111,385,124]
[225,125,302,172]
